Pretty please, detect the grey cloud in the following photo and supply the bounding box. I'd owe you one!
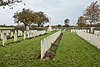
[0,0,99,25]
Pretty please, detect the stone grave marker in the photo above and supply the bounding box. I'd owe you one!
[14,31,17,42]
[2,33,7,46]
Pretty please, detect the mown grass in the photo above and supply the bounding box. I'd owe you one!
[52,31,100,67]
[0,36,23,46]
[0,31,57,66]
[0,31,100,67]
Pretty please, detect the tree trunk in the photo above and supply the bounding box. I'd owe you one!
[24,24,27,30]
[90,20,93,27]
[37,24,40,30]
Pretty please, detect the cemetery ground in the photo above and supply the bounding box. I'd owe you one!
[54,31,100,67]
[0,31,100,66]
[0,31,56,66]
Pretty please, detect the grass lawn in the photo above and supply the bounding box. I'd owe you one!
[0,36,23,46]
[0,31,57,66]
[0,31,100,67]
[52,31,100,67]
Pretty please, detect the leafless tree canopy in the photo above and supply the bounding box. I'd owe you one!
[83,1,100,25]
[0,0,23,6]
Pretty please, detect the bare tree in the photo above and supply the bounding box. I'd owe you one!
[0,0,25,9]
[0,0,22,6]
[83,1,100,26]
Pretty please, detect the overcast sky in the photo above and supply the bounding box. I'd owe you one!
[0,0,100,26]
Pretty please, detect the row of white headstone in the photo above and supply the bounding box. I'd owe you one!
[71,29,100,49]
[24,30,46,40]
[0,30,46,46]
[71,29,89,33]
[41,31,61,59]
[0,30,17,46]
[0,30,23,39]
[71,29,100,36]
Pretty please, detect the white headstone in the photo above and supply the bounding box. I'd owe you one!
[2,33,7,46]
[24,31,26,40]
[90,27,95,33]
[11,32,14,37]
[1,32,3,39]
[18,30,22,36]
[14,31,17,42]
[27,31,30,38]
[26,26,29,30]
